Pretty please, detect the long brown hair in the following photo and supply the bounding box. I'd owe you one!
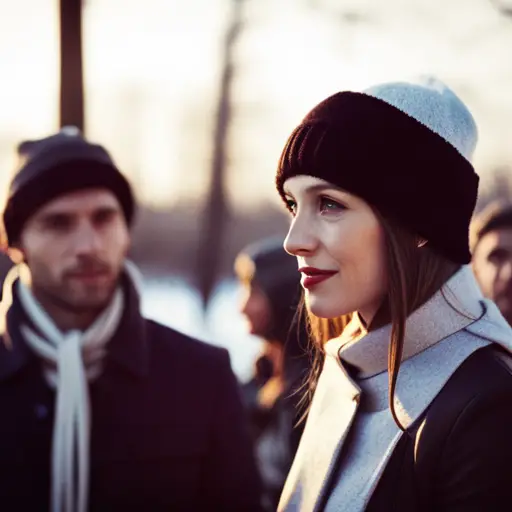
[298,211,459,430]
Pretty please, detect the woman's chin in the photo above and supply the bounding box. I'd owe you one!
[307,295,348,319]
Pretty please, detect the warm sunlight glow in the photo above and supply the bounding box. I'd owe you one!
[0,1,59,206]
[0,0,511,209]
[83,0,229,206]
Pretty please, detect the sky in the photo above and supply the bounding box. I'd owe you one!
[0,0,512,208]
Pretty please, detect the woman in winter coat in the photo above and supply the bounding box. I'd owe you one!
[235,237,311,511]
[274,77,512,511]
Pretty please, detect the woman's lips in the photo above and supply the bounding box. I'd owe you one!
[299,267,338,289]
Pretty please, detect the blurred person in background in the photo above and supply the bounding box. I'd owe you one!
[472,201,512,325]
[235,237,311,511]
[0,128,262,512]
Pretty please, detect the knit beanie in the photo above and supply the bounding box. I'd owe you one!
[2,127,135,246]
[275,77,479,264]
[235,237,298,297]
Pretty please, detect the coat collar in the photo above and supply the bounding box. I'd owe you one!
[336,265,486,378]
[0,266,150,381]
[330,264,512,430]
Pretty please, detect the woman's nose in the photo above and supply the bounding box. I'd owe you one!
[284,215,318,257]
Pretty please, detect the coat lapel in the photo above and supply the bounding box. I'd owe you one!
[278,341,361,512]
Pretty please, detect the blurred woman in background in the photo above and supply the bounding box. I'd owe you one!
[235,237,311,511]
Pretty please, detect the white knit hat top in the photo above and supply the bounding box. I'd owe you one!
[364,76,478,163]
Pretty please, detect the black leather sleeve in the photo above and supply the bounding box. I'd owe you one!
[436,365,512,511]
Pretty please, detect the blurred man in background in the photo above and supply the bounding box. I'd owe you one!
[472,201,512,325]
[0,128,262,512]
[235,237,310,512]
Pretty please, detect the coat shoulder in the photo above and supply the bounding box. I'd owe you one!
[418,344,512,450]
[434,343,512,412]
[368,345,512,511]
[422,345,512,510]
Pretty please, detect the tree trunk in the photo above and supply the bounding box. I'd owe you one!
[196,0,244,309]
[59,0,85,131]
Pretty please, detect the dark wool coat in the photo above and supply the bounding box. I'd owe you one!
[0,274,262,511]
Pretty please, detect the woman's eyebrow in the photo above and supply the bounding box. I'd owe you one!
[284,183,341,197]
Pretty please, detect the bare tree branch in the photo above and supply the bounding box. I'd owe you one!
[196,0,245,309]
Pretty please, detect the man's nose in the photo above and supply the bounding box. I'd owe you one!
[71,223,102,254]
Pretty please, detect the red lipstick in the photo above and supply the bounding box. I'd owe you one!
[298,267,338,289]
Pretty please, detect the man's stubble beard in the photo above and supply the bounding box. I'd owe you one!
[34,273,120,316]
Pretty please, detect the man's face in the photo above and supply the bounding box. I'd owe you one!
[17,188,130,312]
[473,227,512,324]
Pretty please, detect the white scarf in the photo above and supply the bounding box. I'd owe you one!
[13,261,143,512]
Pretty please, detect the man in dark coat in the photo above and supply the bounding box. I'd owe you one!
[0,128,262,512]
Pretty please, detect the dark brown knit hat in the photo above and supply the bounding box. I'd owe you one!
[2,127,135,246]
[275,78,480,264]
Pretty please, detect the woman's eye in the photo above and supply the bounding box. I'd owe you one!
[286,199,297,214]
[319,196,344,214]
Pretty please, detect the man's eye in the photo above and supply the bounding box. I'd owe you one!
[93,209,116,226]
[45,215,72,231]
[489,249,508,264]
